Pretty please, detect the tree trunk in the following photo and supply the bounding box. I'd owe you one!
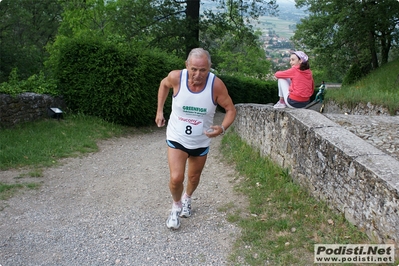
[380,31,391,65]
[185,0,200,57]
[368,31,379,69]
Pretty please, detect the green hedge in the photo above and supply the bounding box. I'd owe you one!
[220,75,278,105]
[56,37,278,126]
[55,37,183,126]
[220,75,321,106]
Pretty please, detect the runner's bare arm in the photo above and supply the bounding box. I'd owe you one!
[208,77,236,136]
[155,70,181,127]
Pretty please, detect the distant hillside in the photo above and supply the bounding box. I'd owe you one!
[201,0,307,25]
[200,0,307,69]
[201,0,306,40]
[276,0,307,24]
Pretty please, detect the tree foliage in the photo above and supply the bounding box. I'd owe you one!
[0,0,278,82]
[200,1,277,78]
[47,0,277,78]
[0,0,63,82]
[1,0,279,127]
[292,0,399,83]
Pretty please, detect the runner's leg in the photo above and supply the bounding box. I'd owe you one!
[185,155,207,196]
[167,147,189,203]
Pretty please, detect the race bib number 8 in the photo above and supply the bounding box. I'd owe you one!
[177,117,204,136]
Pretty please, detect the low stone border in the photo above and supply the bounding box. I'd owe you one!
[0,93,66,128]
[325,100,398,116]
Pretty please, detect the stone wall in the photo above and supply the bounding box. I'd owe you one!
[0,93,66,128]
[233,103,399,244]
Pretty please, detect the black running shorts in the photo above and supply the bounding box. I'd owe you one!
[166,140,209,157]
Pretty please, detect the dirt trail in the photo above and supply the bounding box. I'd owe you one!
[0,112,247,265]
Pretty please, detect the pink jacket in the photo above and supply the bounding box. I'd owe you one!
[274,65,314,102]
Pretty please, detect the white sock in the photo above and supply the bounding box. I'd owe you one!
[173,201,182,209]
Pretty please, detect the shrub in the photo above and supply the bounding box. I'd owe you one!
[0,68,58,97]
[342,62,371,86]
[55,37,183,126]
[219,75,278,105]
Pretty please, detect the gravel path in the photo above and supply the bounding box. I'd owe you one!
[0,112,246,266]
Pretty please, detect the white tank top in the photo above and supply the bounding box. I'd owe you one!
[166,69,217,149]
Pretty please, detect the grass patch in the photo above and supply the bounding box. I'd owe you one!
[0,182,40,200]
[0,113,126,170]
[326,59,399,115]
[13,169,44,178]
[220,132,393,265]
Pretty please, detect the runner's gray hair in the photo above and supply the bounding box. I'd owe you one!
[186,48,212,67]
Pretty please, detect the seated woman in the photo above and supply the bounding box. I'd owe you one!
[273,51,314,109]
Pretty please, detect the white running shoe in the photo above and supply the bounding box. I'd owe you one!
[180,197,192,218]
[273,101,287,108]
[166,207,181,229]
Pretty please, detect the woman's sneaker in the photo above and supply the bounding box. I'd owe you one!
[273,101,287,108]
[180,197,192,218]
[166,207,181,229]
